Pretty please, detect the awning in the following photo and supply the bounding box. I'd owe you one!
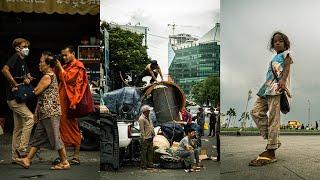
[0,0,99,15]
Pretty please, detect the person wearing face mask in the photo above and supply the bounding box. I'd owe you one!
[1,38,35,162]
[54,45,88,165]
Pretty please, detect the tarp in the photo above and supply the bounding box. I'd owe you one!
[102,87,141,120]
[0,0,99,15]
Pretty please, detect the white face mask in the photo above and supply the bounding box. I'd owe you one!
[21,48,29,56]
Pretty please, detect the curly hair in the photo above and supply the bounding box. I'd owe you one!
[269,31,290,51]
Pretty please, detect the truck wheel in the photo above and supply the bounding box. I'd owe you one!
[80,127,99,151]
[112,120,120,170]
[100,116,119,170]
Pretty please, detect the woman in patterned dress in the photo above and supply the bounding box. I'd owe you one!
[15,51,70,170]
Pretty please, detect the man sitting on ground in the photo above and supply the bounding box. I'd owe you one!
[176,128,202,172]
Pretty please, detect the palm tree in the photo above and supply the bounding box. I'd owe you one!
[238,112,250,129]
[226,108,236,128]
[240,89,253,130]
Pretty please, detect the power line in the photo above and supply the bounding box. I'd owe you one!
[148,33,168,39]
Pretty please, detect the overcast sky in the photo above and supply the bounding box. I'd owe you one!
[222,0,320,127]
[101,0,220,76]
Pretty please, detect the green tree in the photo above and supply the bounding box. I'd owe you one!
[238,112,250,128]
[191,75,220,106]
[226,108,236,128]
[101,21,151,90]
[191,81,206,105]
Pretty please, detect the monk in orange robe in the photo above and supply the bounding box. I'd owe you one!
[55,46,87,165]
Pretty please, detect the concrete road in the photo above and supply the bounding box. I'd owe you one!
[0,134,99,180]
[100,131,220,180]
[221,135,320,180]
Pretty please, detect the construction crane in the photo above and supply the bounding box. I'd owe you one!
[168,23,199,35]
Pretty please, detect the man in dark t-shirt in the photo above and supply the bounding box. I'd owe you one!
[1,38,34,161]
[4,53,30,100]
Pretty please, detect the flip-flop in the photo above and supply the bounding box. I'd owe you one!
[50,163,70,170]
[249,156,277,166]
[184,169,200,172]
[70,158,80,165]
[15,158,30,169]
[52,157,61,165]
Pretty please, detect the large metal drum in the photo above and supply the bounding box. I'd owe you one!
[142,82,186,124]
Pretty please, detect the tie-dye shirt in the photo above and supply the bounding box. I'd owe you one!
[257,50,293,97]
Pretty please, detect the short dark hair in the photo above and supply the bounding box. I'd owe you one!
[42,51,57,68]
[185,128,195,134]
[63,45,75,53]
[269,31,290,51]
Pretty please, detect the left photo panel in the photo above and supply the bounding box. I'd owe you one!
[0,1,100,179]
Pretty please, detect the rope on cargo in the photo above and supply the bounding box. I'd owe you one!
[162,85,176,144]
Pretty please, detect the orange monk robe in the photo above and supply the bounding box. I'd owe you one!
[58,59,88,147]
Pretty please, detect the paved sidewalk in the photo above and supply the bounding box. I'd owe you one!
[100,135,220,180]
[221,136,320,180]
[0,134,99,180]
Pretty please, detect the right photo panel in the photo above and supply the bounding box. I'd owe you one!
[221,0,320,179]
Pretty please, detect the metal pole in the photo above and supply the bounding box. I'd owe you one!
[144,27,148,47]
[215,108,220,162]
[308,99,310,127]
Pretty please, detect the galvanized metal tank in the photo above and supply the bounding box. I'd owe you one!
[142,82,186,124]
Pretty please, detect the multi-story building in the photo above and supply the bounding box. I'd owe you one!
[169,33,198,46]
[168,23,220,97]
[109,23,148,46]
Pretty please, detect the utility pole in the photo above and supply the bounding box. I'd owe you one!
[144,27,148,47]
[168,23,176,35]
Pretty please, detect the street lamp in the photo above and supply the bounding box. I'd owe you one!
[308,99,311,127]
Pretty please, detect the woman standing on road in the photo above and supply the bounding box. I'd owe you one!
[15,51,70,170]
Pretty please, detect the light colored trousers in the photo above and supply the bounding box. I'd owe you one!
[7,100,34,159]
[251,95,281,150]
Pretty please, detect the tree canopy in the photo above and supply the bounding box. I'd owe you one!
[191,75,220,106]
[101,22,151,90]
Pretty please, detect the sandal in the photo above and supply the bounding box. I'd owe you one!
[185,168,200,172]
[15,158,30,169]
[50,162,70,170]
[15,149,27,158]
[196,163,204,168]
[52,157,61,165]
[249,156,277,166]
[70,158,80,165]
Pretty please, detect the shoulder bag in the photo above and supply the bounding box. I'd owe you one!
[270,62,290,114]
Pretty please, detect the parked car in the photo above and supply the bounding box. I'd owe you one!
[204,107,212,117]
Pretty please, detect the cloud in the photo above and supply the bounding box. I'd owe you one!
[101,0,220,75]
[222,0,320,126]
